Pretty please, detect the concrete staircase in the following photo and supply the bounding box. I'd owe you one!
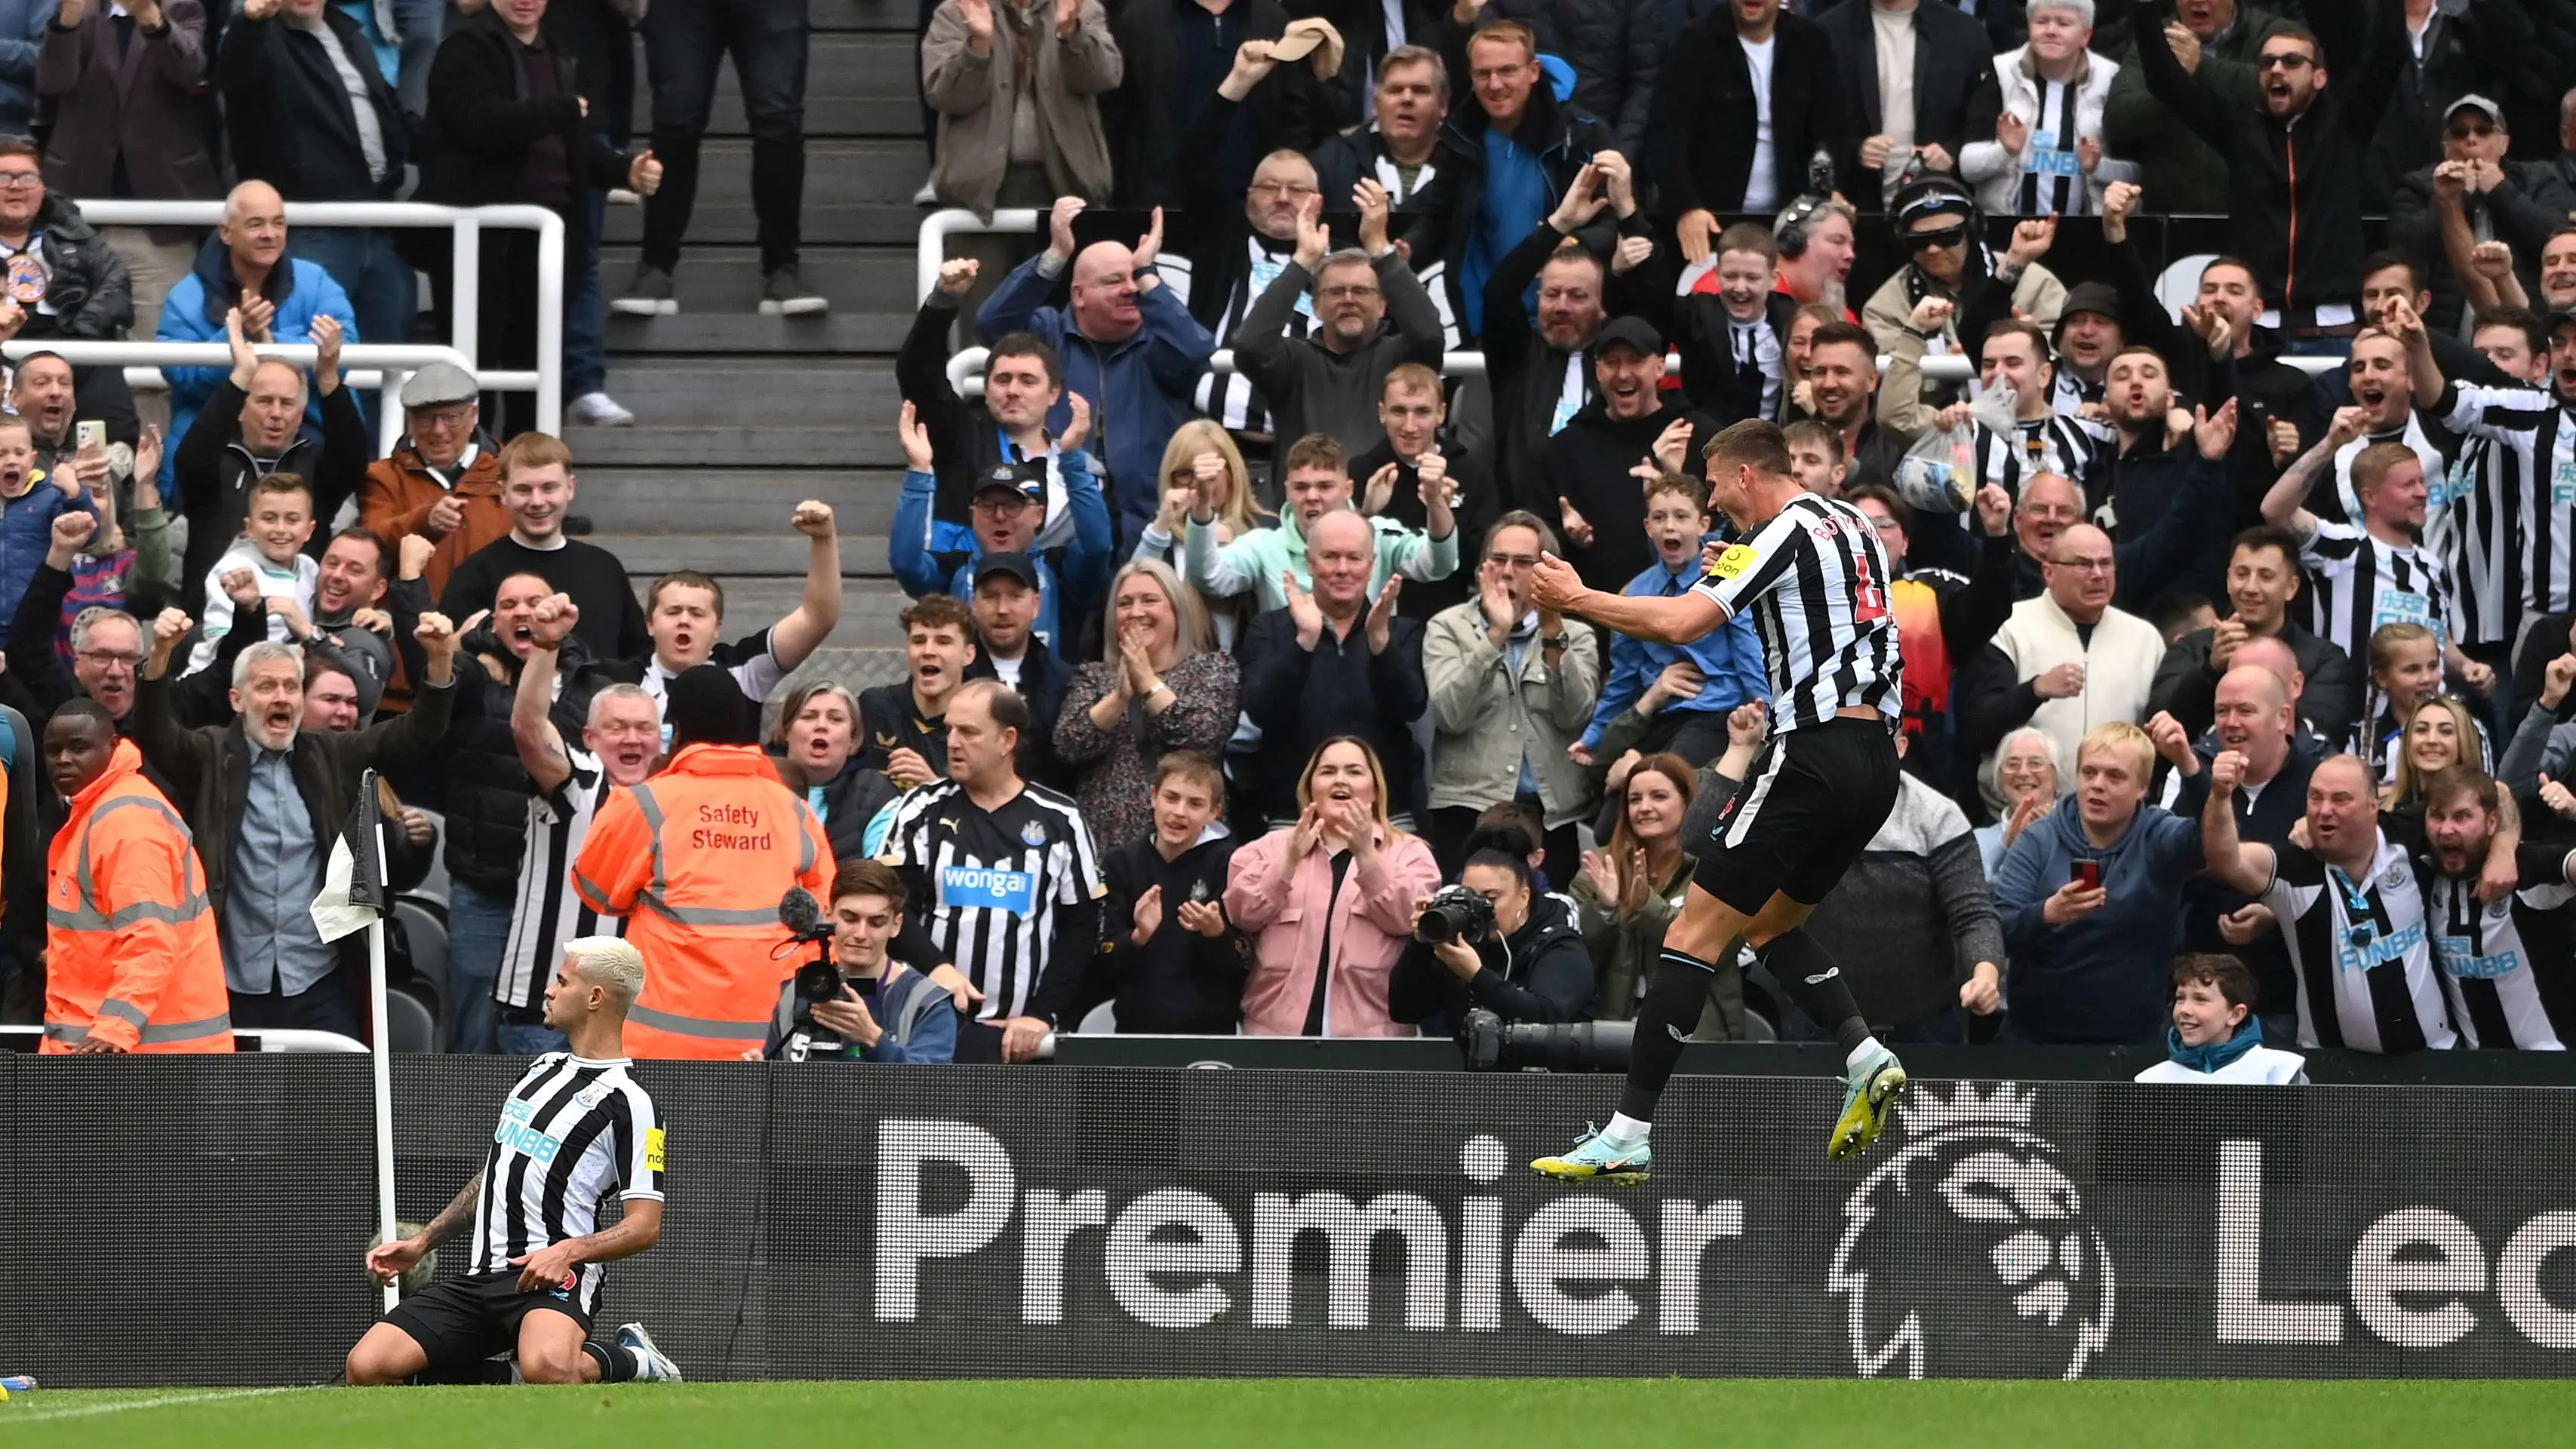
[584,0,934,691]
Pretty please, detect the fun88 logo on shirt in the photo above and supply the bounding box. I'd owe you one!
[939,861,1040,916]
[496,1094,565,1164]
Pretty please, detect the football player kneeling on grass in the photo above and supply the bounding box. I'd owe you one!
[346,938,683,1386]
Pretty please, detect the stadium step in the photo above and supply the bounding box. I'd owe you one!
[598,531,893,581]
[573,356,898,426]
[601,140,929,247]
[568,424,906,469]
[595,247,915,348]
[626,32,926,141]
[573,466,902,536]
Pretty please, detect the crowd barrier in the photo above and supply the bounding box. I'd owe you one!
[12,1055,2576,1384]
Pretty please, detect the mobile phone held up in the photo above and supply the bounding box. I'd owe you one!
[2070,859,2104,890]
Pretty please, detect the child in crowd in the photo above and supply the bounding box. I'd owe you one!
[188,472,318,676]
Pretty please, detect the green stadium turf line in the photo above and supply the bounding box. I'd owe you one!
[9,1378,2576,1448]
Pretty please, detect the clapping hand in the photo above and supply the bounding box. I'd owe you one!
[1176,897,1227,938]
[1059,390,1093,453]
[1283,568,1325,646]
[1361,461,1400,516]
[1131,884,1164,946]
[2193,398,2239,462]
[1556,496,1594,548]
[1995,112,2030,156]
[1365,575,1403,655]
[1045,194,1087,262]
[897,400,936,471]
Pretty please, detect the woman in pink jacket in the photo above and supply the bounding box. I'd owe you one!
[1227,736,1440,1036]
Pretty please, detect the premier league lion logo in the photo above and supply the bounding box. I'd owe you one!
[1826,1082,2115,1380]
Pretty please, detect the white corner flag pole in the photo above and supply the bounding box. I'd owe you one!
[370,910,398,1314]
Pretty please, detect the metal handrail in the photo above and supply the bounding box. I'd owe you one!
[68,200,564,435]
[919,207,1041,301]
[0,1024,365,1054]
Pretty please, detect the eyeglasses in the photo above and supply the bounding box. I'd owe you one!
[1317,284,1381,301]
[1487,552,1542,569]
[2446,122,2497,140]
[77,649,141,668]
[971,496,1037,514]
[2050,557,2116,574]
[0,171,41,191]
[1250,181,1320,198]
[2256,52,2315,71]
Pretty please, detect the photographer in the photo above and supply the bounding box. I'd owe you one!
[1390,824,1596,1035]
[764,861,955,1064]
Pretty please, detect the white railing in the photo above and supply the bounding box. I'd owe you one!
[920,207,1041,301]
[0,1024,365,1053]
[67,200,563,436]
[11,340,489,456]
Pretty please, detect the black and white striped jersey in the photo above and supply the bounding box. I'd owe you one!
[2295,520,2448,717]
[2258,832,2458,1054]
[877,781,1105,1021]
[2422,846,2576,1051]
[2319,416,2486,643]
[1692,493,1903,732]
[2014,78,2093,216]
[495,747,629,1013]
[468,1053,662,1311]
[2432,382,2576,627]
[1915,415,2113,534]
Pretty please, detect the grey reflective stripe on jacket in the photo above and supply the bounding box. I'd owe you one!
[46,794,213,932]
[45,1012,234,1045]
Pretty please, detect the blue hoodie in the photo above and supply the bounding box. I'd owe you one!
[156,240,358,499]
[974,253,1219,546]
[1995,802,2206,1045]
[1580,557,1769,749]
[887,447,1113,658]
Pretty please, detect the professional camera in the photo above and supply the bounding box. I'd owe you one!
[779,886,842,1005]
[1415,883,1496,945]
[1458,1008,1636,1073]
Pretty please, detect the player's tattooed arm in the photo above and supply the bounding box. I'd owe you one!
[420,1176,482,1248]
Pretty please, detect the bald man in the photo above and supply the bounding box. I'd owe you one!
[977,198,1219,548]
[157,179,359,495]
[1235,505,1431,828]
[1965,521,2169,815]
[2157,661,2325,1036]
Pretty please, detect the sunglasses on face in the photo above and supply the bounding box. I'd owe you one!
[2257,52,2315,71]
[1907,226,1969,252]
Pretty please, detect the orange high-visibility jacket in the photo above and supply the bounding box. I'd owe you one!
[571,743,832,1059]
[45,738,232,1054]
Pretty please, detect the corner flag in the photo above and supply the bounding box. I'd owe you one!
[312,769,389,943]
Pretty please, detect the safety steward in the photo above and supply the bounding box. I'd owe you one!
[572,665,831,1059]
[41,700,231,1054]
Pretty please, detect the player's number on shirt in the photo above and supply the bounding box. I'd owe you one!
[1850,545,1889,625]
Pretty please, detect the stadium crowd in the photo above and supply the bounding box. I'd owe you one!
[8,0,2576,1071]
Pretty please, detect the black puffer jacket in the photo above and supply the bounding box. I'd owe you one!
[16,194,130,342]
[1445,0,1661,155]
[1390,891,1596,1032]
[435,628,602,891]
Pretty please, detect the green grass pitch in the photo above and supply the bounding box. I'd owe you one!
[8,1379,2576,1447]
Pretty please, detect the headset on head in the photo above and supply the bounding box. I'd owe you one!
[1773,194,1831,260]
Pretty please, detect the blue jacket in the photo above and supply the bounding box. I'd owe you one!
[0,0,53,132]
[888,448,1113,658]
[0,474,95,637]
[155,242,358,498]
[1995,803,2206,1046]
[853,967,958,1064]
[1581,557,1768,749]
[974,254,1218,543]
